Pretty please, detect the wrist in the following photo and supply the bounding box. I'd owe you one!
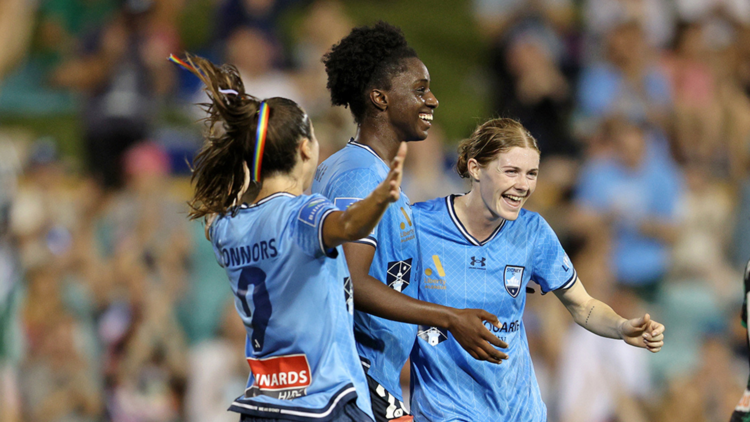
[440,307,458,331]
[617,318,628,340]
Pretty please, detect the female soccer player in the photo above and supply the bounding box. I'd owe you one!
[313,22,507,422]
[178,53,407,422]
[410,118,666,422]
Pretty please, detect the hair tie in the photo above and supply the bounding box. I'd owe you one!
[168,54,198,73]
[252,102,270,182]
[219,88,239,96]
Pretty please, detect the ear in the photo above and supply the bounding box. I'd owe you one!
[467,158,482,182]
[369,89,388,111]
[299,137,313,162]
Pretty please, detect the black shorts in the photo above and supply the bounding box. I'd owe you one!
[365,373,412,422]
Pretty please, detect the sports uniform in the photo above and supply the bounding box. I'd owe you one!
[410,195,577,422]
[312,140,417,420]
[209,192,374,422]
[731,259,750,422]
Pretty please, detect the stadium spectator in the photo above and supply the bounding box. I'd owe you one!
[573,119,683,301]
[577,20,672,133]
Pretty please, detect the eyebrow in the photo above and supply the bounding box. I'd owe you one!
[501,165,539,172]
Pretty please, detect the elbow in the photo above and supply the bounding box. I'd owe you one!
[341,219,370,242]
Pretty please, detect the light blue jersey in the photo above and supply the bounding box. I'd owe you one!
[410,195,577,422]
[209,192,374,421]
[312,140,418,401]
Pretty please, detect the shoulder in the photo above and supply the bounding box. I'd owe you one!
[413,196,448,215]
[510,209,547,233]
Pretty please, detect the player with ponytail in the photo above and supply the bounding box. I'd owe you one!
[173,53,407,422]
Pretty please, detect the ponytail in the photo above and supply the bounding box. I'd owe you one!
[170,53,312,220]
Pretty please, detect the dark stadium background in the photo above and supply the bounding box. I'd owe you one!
[1,0,749,421]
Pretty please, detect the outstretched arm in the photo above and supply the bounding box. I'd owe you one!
[344,242,508,364]
[554,279,664,352]
[322,143,406,249]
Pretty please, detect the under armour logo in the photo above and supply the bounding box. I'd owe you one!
[470,256,486,267]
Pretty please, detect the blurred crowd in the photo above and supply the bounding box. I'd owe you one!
[1,0,750,421]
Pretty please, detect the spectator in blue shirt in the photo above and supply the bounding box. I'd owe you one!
[574,118,683,301]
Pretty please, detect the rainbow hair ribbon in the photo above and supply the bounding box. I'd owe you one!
[167,54,197,73]
[252,102,270,182]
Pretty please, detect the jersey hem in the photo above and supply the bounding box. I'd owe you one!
[229,384,360,421]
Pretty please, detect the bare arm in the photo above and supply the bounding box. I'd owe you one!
[343,242,508,364]
[554,279,664,352]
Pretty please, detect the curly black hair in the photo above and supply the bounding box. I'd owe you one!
[322,21,418,124]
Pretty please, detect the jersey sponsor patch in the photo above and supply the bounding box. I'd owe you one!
[417,326,449,346]
[246,354,312,400]
[387,258,412,292]
[334,197,361,210]
[504,265,524,298]
[736,389,750,412]
[298,198,329,227]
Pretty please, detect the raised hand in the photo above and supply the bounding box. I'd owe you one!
[621,313,665,353]
[375,142,407,203]
[447,309,509,364]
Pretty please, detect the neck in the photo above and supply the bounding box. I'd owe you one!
[354,121,404,162]
[247,174,304,204]
[453,189,504,241]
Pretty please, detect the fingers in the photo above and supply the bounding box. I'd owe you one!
[385,143,406,202]
[642,321,664,353]
[389,142,407,173]
[476,341,508,364]
[649,321,665,337]
[483,331,509,349]
[479,310,501,329]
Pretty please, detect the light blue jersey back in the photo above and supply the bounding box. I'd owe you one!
[209,193,373,421]
[312,140,418,401]
[410,195,577,422]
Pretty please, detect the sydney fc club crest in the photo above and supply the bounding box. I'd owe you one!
[387,258,412,292]
[418,325,449,346]
[504,265,524,298]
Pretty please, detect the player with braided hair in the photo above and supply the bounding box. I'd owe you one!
[313,22,507,421]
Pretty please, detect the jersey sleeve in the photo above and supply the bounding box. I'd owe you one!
[291,194,339,259]
[325,168,381,248]
[530,216,577,294]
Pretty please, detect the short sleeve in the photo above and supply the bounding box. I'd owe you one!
[531,216,577,294]
[292,195,339,259]
[325,168,381,248]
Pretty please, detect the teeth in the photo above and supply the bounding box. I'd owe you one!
[419,113,433,121]
[504,195,522,202]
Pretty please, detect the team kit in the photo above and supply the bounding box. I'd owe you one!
[179,20,666,422]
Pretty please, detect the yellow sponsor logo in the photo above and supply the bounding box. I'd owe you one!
[431,255,446,277]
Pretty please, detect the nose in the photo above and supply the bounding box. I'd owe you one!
[425,91,439,109]
[515,175,529,192]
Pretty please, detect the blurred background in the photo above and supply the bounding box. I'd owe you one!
[0,0,749,421]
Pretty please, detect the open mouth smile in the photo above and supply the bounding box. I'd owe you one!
[419,113,433,123]
[502,193,524,208]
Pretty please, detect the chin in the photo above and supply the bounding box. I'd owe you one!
[498,208,522,221]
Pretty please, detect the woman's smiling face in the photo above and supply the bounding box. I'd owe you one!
[474,146,540,221]
[383,57,439,142]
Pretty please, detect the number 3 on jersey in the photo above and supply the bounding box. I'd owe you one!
[236,267,272,352]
